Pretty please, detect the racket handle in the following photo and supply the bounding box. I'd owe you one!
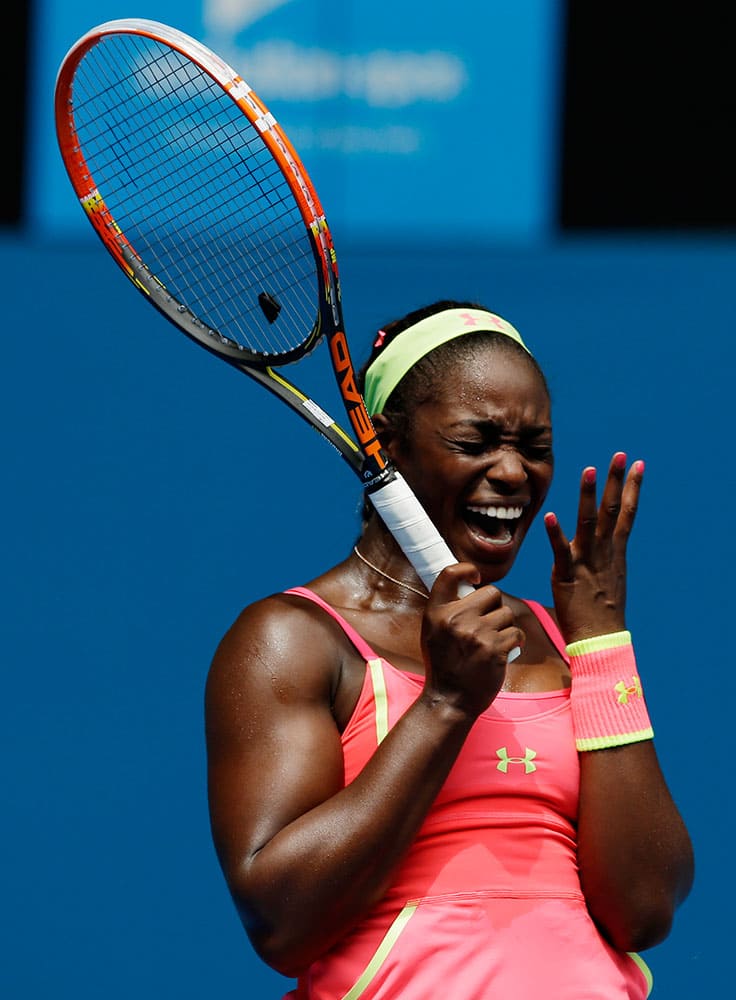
[368,472,463,591]
[368,473,520,663]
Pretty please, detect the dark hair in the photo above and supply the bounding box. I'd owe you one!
[356,299,549,447]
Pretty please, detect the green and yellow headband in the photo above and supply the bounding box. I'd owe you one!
[363,307,530,416]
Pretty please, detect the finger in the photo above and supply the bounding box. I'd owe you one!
[575,466,598,562]
[544,511,574,582]
[613,458,644,549]
[498,623,527,660]
[597,452,627,541]
[429,561,482,605]
[480,598,516,630]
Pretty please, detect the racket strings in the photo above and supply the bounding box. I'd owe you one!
[68,33,319,358]
[85,39,310,351]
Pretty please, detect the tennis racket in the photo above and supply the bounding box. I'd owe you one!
[55,18,511,627]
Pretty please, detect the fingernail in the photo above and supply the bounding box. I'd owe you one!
[634,459,645,475]
[583,467,596,485]
[544,512,557,527]
[613,452,627,469]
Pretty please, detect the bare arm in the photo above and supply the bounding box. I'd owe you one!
[544,454,694,951]
[205,574,522,977]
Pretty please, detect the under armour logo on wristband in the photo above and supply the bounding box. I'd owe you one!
[614,675,644,705]
[496,747,537,774]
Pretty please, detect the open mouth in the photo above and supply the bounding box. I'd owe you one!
[464,503,524,547]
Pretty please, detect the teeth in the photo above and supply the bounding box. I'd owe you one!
[467,504,523,521]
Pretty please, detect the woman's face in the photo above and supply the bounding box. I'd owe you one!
[386,347,554,583]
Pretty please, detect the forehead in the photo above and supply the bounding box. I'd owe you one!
[428,346,550,415]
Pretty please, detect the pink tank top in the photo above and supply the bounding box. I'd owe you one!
[282,588,652,1000]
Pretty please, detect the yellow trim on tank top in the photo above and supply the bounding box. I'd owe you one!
[627,951,654,997]
[368,658,389,744]
[340,902,419,1000]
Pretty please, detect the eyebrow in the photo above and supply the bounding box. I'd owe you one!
[446,418,552,435]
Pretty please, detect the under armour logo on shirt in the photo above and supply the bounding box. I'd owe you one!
[496,747,537,774]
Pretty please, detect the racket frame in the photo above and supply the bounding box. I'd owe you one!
[54,18,382,479]
[55,19,524,648]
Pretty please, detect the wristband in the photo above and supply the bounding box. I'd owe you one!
[566,631,654,751]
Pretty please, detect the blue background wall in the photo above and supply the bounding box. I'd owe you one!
[4,1,734,997]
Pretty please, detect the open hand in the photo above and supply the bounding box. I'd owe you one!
[543,452,644,645]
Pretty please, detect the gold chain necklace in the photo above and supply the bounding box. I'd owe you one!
[353,545,428,600]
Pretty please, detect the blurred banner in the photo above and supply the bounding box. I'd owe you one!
[33,0,561,243]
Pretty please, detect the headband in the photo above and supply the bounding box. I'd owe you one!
[363,308,530,416]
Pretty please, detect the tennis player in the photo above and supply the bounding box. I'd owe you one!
[205,301,694,999]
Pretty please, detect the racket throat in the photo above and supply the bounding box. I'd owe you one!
[362,462,397,493]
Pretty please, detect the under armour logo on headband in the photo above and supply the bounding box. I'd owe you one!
[363,308,529,417]
[459,313,507,330]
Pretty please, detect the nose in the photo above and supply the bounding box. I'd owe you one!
[485,447,528,490]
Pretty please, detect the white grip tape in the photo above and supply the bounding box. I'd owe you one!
[369,473,460,591]
[369,473,521,664]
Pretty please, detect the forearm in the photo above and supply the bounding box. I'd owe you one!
[233,693,474,976]
[564,631,694,949]
[576,740,694,951]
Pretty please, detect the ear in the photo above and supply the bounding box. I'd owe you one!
[370,412,402,460]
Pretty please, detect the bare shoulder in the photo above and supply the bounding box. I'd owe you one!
[206,591,351,711]
[205,591,363,885]
[503,593,559,631]
[501,593,569,691]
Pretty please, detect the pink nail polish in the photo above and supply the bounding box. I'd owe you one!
[583,467,596,485]
[635,460,645,475]
[613,452,627,469]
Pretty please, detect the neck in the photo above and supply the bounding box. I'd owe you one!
[353,520,428,601]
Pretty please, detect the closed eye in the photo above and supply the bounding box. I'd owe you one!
[450,439,489,455]
[448,437,552,460]
[524,443,553,461]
